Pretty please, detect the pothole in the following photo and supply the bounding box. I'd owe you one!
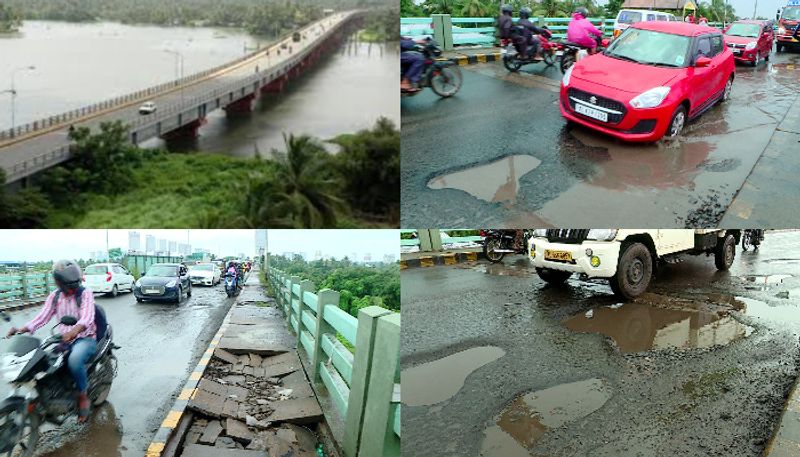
[427,155,541,203]
[741,274,792,290]
[563,302,753,353]
[402,346,506,406]
[479,378,611,456]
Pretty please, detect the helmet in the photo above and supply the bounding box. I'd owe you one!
[520,6,532,18]
[52,259,82,293]
[574,7,589,18]
[501,4,513,14]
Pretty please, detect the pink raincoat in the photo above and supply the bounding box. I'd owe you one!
[566,13,602,48]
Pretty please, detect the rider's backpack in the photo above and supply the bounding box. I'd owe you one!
[52,287,108,341]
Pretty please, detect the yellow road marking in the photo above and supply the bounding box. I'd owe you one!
[189,372,202,381]
[145,442,165,457]
[161,410,182,429]
[178,388,195,401]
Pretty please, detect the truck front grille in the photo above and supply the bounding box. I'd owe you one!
[546,229,589,244]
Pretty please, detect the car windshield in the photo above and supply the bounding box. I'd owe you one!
[725,23,760,37]
[617,11,643,24]
[782,6,800,20]
[605,28,691,67]
[147,265,177,277]
[85,265,107,275]
[191,265,214,271]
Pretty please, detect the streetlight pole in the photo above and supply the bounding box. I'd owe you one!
[8,66,35,130]
[163,50,185,105]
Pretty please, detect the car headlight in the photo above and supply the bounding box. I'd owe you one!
[745,41,757,50]
[532,229,547,237]
[630,87,670,109]
[778,26,786,34]
[585,229,618,241]
[165,280,177,288]
[562,65,573,87]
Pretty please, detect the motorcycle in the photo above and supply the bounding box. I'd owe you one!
[401,38,463,98]
[559,36,610,74]
[503,27,559,72]
[0,313,118,457]
[481,229,531,263]
[741,229,764,251]
[224,272,241,297]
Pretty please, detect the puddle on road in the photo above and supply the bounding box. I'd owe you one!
[402,346,506,407]
[737,297,800,328]
[741,274,793,290]
[474,260,533,277]
[480,378,611,456]
[427,155,541,203]
[38,404,124,457]
[563,302,752,353]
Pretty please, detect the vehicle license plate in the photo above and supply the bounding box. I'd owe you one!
[575,103,608,122]
[144,288,160,294]
[544,250,573,262]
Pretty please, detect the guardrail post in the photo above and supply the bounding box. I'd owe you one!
[20,272,28,303]
[432,14,454,51]
[343,306,394,457]
[356,313,400,457]
[297,279,315,347]
[289,275,301,330]
[311,289,340,381]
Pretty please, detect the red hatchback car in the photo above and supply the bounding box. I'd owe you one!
[723,20,774,66]
[560,21,735,142]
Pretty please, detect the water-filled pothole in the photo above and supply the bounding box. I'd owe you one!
[480,378,611,456]
[402,346,506,406]
[427,155,541,203]
[563,302,752,353]
[741,274,792,290]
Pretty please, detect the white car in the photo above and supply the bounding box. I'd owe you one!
[138,101,157,115]
[613,9,677,38]
[189,263,221,286]
[83,263,135,297]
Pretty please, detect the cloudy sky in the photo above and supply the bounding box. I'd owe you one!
[0,230,399,263]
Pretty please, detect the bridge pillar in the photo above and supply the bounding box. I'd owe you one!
[224,93,257,114]
[261,77,287,94]
[160,118,206,141]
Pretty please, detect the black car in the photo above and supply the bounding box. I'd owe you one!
[133,263,191,304]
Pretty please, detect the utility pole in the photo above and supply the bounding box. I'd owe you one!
[8,66,36,130]
[753,0,758,19]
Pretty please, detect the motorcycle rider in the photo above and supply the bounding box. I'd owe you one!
[497,4,514,46]
[401,36,425,92]
[567,7,603,54]
[5,260,97,423]
[513,7,547,60]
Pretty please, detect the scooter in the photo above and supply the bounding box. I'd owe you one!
[559,36,611,74]
[402,38,463,98]
[0,313,118,457]
[224,273,241,297]
[503,27,559,72]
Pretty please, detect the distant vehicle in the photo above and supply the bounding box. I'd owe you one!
[613,9,677,38]
[189,263,221,286]
[723,20,774,66]
[133,263,192,304]
[776,0,800,52]
[83,263,135,297]
[293,31,301,42]
[138,101,157,115]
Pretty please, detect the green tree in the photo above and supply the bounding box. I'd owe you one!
[108,248,124,261]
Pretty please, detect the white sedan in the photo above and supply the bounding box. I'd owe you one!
[189,263,221,286]
[83,263,135,297]
[138,101,157,115]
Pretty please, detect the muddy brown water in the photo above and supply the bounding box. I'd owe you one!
[402,346,506,407]
[427,155,542,204]
[479,378,611,456]
[563,302,753,353]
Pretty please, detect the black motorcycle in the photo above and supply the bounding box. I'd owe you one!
[503,27,557,72]
[401,38,463,98]
[482,229,531,263]
[741,229,764,251]
[0,314,118,457]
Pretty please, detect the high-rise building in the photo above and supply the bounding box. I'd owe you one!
[169,241,177,254]
[145,235,156,254]
[255,230,267,256]
[178,244,191,256]
[363,253,372,263]
[158,239,167,253]
[128,231,141,252]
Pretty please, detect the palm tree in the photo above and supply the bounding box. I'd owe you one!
[534,0,568,18]
[460,0,492,17]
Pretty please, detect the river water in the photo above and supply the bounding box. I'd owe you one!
[0,20,399,155]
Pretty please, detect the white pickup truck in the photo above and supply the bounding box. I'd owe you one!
[528,229,741,299]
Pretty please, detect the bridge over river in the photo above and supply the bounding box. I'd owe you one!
[0,11,364,185]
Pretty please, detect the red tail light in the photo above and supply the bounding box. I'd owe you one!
[480,230,487,237]
[106,271,112,282]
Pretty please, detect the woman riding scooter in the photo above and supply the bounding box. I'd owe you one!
[567,7,603,55]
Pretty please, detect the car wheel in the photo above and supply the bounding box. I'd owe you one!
[136,297,143,303]
[722,76,733,103]
[665,104,687,139]
[174,286,182,304]
[714,234,736,271]
[109,285,118,298]
[187,284,192,298]
[609,242,653,300]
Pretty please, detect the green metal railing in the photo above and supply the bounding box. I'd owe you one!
[401,229,482,249]
[268,268,400,457]
[0,272,57,307]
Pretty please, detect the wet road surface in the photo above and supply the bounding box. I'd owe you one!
[0,283,233,456]
[401,51,800,228]
[401,230,800,456]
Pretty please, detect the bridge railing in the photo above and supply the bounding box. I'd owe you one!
[268,267,400,457]
[401,229,483,250]
[0,272,57,309]
[0,12,354,144]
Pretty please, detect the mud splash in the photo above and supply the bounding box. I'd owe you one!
[480,378,611,456]
[427,155,541,203]
[563,302,753,353]
[402,346,506,406]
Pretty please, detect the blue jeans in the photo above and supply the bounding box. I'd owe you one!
[68,338,97,393]
[401,51,425,84]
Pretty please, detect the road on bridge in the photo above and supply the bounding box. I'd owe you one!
[401,51,800,228]
[0,282,234,457]
[0,12,352,184]
[401,231,800,457]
